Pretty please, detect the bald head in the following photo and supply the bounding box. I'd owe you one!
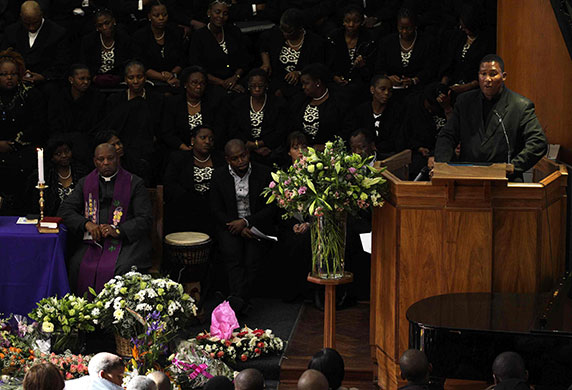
[399,349,429,383]
[147,371,171,390]
[21,1,43,32]
[297,369,329,390]
[235,369,264,390]
[224,139,246,156]
[94,143,119,177]
[492,352,527,383]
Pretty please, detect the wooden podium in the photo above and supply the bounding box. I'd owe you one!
[370,158,568,390]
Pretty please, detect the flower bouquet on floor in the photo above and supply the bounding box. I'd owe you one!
[168,340,236,389]
[191,326,284,365]
[262,137,386,279]
[28,294,99,354]
[93,270,198,352]
[26,351,92,380]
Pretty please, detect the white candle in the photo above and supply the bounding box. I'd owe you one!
[37,148,44,184]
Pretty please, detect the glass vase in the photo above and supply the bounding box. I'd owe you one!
[310,211,347,279]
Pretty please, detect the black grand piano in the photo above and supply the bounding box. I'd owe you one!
[407,273,572,390]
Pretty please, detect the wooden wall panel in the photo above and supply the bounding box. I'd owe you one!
[493,210,538,292]
[498,0,572,148]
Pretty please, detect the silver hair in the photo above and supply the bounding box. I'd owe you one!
[127,376,158,390]
[88,352,123,377]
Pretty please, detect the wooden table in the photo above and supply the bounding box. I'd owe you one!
[307,272,353,349]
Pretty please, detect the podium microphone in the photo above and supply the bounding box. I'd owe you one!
[494,110,511,163]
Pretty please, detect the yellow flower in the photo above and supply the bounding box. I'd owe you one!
[42,322,54,333]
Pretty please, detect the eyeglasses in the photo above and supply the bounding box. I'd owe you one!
[0,73,18,77]
[188,80,207,87]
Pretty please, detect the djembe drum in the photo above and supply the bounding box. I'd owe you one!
[163,232,212,305]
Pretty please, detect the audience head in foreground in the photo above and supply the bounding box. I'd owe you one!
[235,368,265,390]
[127,375,158,390]
[297,369,329,390]
[88,352,125,387]
[399,349,431,385]
[308,348,345,390]
[147,371,171,390]
[22,363,64,390]
[491,351,529,390]
[203,375,234,390]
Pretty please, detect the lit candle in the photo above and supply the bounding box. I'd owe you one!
[37,148,44,184]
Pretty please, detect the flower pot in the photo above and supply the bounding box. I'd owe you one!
[114,333,133,357]
[310,211,347,279]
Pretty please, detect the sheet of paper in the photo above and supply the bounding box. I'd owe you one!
[250,226,278,242]
[16,217,38,224]
[360,232,372,254]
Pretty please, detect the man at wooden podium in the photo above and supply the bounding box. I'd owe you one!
[434,54,547,181]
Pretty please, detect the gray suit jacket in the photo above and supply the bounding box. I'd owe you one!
[434,87,547,176]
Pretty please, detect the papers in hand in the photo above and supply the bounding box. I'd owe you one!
[360,232,372,254]
[250,226,278,242]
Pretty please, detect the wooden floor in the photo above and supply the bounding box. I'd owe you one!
[278,301,490,390]
[279,302,377,390]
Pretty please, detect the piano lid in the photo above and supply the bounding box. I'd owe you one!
[406,273,572,336]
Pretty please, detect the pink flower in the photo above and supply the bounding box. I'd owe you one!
[66,373,73,380]
[284,179,291,186]
[269,181,276,189]
[298,186,307,195]
[348,167,357,174]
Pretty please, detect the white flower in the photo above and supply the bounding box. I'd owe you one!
[91,308,100,317]
[113,309,124,321]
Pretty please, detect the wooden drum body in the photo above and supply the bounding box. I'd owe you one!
[163,232,212,282]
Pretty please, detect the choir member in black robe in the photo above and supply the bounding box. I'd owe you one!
[374,7,437,100]
[161,65,230,152]
[103,60,164,167]
[0,49,46,215]
[79,8,133,88]
[188,0,251,94]
[229,68,289,166]
[48,64,106,167]
[24,136,89,216]
[132,1,185,90]
[352,75,404,157]
[328,5,376,107]
[259,8,327,99]
[163,125,225,235]
[290,63,351,148]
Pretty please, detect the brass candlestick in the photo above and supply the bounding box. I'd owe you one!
[36,183,48,225]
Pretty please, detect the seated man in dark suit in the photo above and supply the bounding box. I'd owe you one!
[1,1,70,83]
[210,139,275,314]
[435,54,547,181]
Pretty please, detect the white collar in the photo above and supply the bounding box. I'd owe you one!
[228,163,251,180]
[100,169,119,182]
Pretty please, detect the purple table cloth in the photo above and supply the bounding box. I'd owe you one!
[0,216,70,316]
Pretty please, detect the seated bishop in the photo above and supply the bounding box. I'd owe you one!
[58,143,152,296]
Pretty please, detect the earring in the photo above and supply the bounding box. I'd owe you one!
[316,83,320,87]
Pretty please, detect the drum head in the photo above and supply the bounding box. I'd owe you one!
[164,232,210,246]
